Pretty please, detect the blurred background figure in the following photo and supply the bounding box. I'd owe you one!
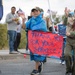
[14,10,22,52]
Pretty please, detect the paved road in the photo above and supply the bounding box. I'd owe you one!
[0,49,66,75]
[0,57,66,75]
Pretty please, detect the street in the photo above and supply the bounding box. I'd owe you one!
[0,56,66,75]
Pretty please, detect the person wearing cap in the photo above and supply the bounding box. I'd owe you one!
[21,7,48,75]
[64,9,75,75]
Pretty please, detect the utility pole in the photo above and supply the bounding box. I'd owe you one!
[47,0,51,19]
[47,0,55,33]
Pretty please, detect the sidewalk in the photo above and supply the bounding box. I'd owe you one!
[0,49,61,62]
[0,49,29,60]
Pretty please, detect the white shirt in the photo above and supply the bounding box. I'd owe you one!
[16,17,22,33]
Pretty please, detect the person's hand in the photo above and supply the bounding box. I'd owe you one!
[64,7,70,17]
[12,18,16,21]
[12,18,19,21]
[66,32,70,36]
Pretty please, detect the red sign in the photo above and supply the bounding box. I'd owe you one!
[28,30,63,58]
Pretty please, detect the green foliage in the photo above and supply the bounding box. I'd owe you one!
[0,24,27,50]
[19,30,27,49]
[0,24,8,49]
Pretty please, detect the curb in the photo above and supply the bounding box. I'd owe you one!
[0,49,30,60]
[0,54,29,60]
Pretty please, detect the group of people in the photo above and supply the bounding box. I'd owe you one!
[6,6,52,75]
[6,6,75,75]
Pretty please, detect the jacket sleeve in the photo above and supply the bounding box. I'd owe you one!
[63,16,68,25]
[6,14,13,23]
[69,31,75,37]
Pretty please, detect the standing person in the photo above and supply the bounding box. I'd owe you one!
[25,11,33,53]
[64,9,75,75]
[14,11,22,52]
[21,7,48,75]
[6,6,19,54]
[57,23,66,65]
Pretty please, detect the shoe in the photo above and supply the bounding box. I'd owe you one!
[65,70,72,75]
[65,72,72,75]
[9,51,18,54]
[61,61,65,65]
[31,70,39,75]
[38,62,43,73]
[16,51,22,54]
[26,50,30,54]
[59,61,65,65]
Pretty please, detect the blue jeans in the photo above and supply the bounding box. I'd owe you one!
[26,32,28,50]
[8,30,17,52]
[61,38,66,62]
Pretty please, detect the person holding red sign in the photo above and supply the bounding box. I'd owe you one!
[21,7,48,75]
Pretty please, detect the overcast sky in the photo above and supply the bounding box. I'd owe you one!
[1,0,75,23]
